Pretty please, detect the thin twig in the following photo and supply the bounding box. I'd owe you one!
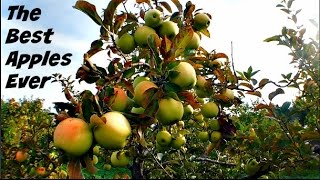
[194,157,237,167]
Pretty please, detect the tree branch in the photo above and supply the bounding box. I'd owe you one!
[194,157,237,167]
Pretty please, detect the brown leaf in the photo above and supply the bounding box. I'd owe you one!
[254,103,269,111]
[239,82,254,90]
[104,0,124,29]
[159,1,172,13]
[213,53,228,60]
[74,1,103,25]
[173,26,193,57]
[213,69,225,83]
[199,28,210,38]
[137,125,148,147]
[67,159,84,179]
[90,114,105,127]
[179,91,201,109]
[259,78,269,89]
[114,13,127,34]
[171,0,183,12]
[246,91,262,98]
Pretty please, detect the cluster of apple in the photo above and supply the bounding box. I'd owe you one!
[115,8,211,54]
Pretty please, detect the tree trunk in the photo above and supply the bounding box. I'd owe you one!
[131,144,145,179]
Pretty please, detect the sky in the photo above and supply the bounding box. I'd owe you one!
[1,0,319,111]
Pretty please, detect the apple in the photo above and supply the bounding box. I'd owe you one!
[29,167,37,176]
[93,145,100,155]
[103,163,112,171]
[171,134,186,149]
[133,76,150,89]
[195,75,207,89]
[201,102,219,118]
[108,88,129,112]
[111,151,130,167]
[158,21,179,39]
[156,141,170,152]
[15,150,29,162]
[156,98,184,125]
[54,118,93,157]
[222,88,234,101]
[134,26,158,47]
[244,158,261,176]
[209,119,220,131]
[193,13,210,31]
[196,97,205,104]
[156,130,172,146]
[195,89,211,98]
[183,104,194,118]
[185,32,200,50]
[93,112,131,150]
[144,9,163,28]
[197,131,209,142]
[134,80,158,107]
[92,155,99,165]
[116,33,136,54]
[194,113,204,122]
[131,107,145,114]
[36,167,46,177]
[210,131,222,143]
[169,61,197,90]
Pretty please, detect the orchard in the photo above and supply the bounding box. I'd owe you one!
[1,0,319,179]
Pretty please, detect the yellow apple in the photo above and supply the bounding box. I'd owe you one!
[93,112,131,150]
[134,26,158,47]
[156,98,184,125]
[111,151,130,167]
[116,33,136,54]
[158,21,179,39]
[201,102,219,118]
[156,130,172,146]
[54,118,93,157]
[108,87,129,112]
[134,81,158,107]
[169,61,197,90]
[144,9,162,28]
[193,13,210,31]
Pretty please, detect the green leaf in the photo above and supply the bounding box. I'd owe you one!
[73,1,103,25]
[268,88,285,101]
[281,101,291,111]
[264,35,281,42]
[123,68,135,78]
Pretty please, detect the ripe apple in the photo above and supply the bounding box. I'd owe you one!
[201,102,219,118]
[209,119,220,131]
[244,158,261,176]
[116,33,136,54]
[144,9,162,28]
[134,26,158,47]
[158,21,179,39]
[210,131,222,143]
[197,131,209,142]
[54,118,93,157]
[36,167,46,177]
[108,88,129,112]
[169,61,197,90]
[185,32,200,50]
[193,13,210,31]
[111,151,130,167]
[133,76,150,89]
[134,81,158,107]
[222,88,234,101]
[171,134,186,149]
[156,98,184,126]
[131,107,145,114]
[93,112,131,150]
[15,150,29,162]
[156,130,172,146]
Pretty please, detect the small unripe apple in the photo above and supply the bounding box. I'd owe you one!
[195,75,207,89]
[169,61,197,90]
[156,130,172,146]
[244,158,261,176]
[158,21,179,39]
[209,119,220,131]
[144,9,163,28]
[194,113,204,122]
[92,155,99,165]
[116,33,136,54]
[201,102,219,118]
[183,104,194,118]
[156,98,184,126]
[197,131,209,142]
[193,13,210,31]
[185,32,200,50]
[108,88,129,112]
[134,26,158,47]
[111,151,130,167]
[93,145,100,155]
[171,134,186,149]
[15,150,29,162]
[104,163,112,171]
[222,88,234,101]
[210,131,222,143]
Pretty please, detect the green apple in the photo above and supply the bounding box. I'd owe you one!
[156,98,184,125]
[103,163,112,171]
[158,21,179,39]
[134,26,159,47]
[209,119,220,131]
[222,88,234,101]
[195,88,210,98]
[185,32,200,50]
[197,131,209,142]
[171,134,186,149]
[156,130,172,146]
[183,104,194,118]
[54,118,93,157]
[193,13,210,31]
[244,159,261,176]
[144,9,163,28]
[93,145,100,155]
[111,151,130,167]
[133,76,150,89]
[194,113,204,122]
[169,61,197,90]
[201,102,219,118]
[93,112,131,150]
[210,131,222,143]
[195,75,207,89]
[115,33,136,54]
[133,81,158,107]
[131,107,145,114]
[92,155,99,165]
[156,142,170,152]
[108,87,129,112]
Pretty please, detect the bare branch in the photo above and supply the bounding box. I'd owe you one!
[194,157,237,167]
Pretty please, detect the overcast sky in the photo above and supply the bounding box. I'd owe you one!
[1,0,319,110]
